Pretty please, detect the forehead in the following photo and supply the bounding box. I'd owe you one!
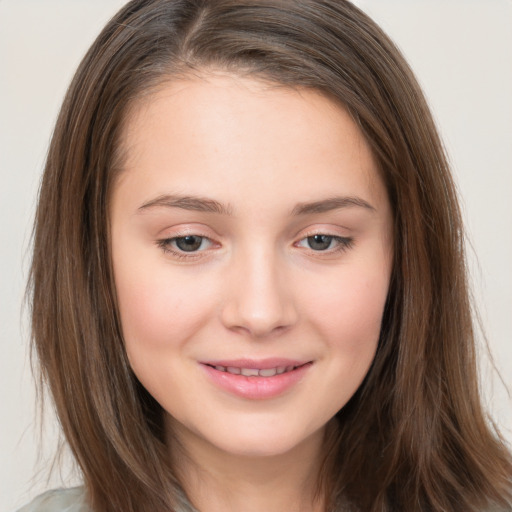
[115,73,385,212]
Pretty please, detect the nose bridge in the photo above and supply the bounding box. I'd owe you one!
[221,242,297,337]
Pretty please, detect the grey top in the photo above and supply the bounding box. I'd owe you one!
[15,487,197,512]
[16,488,90,512]
[16,487,511,511]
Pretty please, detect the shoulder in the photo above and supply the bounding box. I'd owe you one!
[16,487,91,512]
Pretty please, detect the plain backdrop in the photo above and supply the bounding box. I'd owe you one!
[1,1,511,510]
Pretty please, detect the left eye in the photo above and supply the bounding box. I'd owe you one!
[296,234,352,252]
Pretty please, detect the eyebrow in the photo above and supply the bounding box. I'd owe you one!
[138,194,233,215]
[138,194,375,216]
[291,196,375,215]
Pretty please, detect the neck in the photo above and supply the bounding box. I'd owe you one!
[168,423,327,512]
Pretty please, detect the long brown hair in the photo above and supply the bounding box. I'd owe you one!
[29,1,512,511]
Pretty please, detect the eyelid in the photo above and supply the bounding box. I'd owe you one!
[157,235,217,260]
[294,227,355,254]
[156,225,221,260]
[156,223,220,244]
[155,225,354,260]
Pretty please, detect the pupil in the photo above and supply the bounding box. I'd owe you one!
[176,236,202,252]
[308,235,332,251]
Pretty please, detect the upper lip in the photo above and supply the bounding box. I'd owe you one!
[200,358,311,370]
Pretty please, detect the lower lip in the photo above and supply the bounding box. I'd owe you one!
[201,363,312,400]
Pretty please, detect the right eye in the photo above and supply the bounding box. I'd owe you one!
[173,235,208,252]
[157,235,215,257]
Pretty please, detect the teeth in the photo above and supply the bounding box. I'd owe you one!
[240,368,260,377]
[259,368,278,377]
[211,364,302,377]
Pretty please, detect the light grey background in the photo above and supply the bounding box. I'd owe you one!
[1,1,511,510]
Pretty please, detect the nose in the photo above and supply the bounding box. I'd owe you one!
[220,247,298,338]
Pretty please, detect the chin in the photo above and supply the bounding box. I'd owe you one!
[191,421,325,460]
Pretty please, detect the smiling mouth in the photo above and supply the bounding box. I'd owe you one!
[204,363,310,378]
[201,360,313,399]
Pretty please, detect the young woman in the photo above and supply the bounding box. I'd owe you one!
[21,0,512,511]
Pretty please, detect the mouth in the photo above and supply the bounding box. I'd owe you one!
[203,363,309,378]
[200,360,313,399]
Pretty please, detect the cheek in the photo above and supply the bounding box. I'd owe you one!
[317,270,388,322]
[114,257,216,359]
[340,274,388,335]
[304,255,391,355]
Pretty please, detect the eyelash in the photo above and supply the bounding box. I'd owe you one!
[156,233,355,260]
[156,234,214,260]
[296,234,355,254]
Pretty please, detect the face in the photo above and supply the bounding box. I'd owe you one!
[110,74,393,460]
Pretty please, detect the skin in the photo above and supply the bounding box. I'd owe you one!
[110,73,393,512]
